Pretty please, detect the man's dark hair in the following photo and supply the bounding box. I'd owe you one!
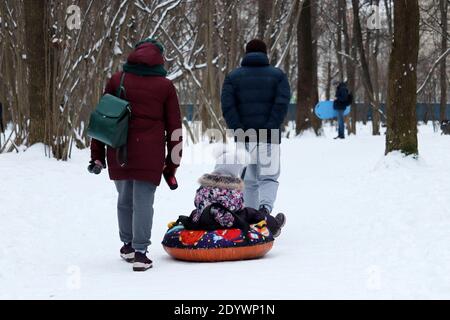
[245,39,268,54]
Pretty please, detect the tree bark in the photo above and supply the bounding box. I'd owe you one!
[371,1,382,136]
[296,0,320,135]
[206,0,221,130]
[24,0,48,145]
[352,0,380,135]
[383,0,393,38]
[258,0,273,40]
[340,0,357,134]
[385,0,420,156]
[439,0,448,128]
[336,0,344,82]
[325,56,332,101]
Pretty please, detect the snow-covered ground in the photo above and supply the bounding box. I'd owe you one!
[1,123,450,300]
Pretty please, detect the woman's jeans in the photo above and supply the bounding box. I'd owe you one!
[337,110,345,138]
[114,180,157,252]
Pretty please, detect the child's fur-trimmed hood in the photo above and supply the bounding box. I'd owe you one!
[198,173,244,191]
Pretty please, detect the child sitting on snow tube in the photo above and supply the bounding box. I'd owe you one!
[179,147,286,237]
[162,147,286,262]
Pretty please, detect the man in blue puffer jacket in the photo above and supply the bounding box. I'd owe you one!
[221,39,291,215]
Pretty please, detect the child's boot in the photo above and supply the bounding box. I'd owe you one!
[272,213,286,238]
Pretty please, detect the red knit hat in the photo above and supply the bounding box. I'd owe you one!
[246,39,268,54]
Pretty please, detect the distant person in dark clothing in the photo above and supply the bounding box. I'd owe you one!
[333,81,353,139]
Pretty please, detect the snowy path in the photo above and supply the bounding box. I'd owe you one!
[1,125,450,299]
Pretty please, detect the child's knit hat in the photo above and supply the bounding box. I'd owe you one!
[212,144,250,178]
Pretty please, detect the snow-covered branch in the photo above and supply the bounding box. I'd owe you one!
[417,48,450,95]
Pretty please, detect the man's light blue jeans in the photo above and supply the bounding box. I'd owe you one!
[244,143,281,213]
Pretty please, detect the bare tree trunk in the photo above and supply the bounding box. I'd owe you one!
[296,0,320,135]
[206,0,221,130]
[352,0,380,135]
[199,1,210,132]
[340,0,357,134]
[336,4,345,82]
[371,2,382,135]
[439,0,448,128]
[372,30,381,135]
[385,0,420,156]
[363,91,370,125]
[325,56,332,101]
[225,0,239,73]
[349,36,358,134]
[336,1,344,82]
[24,0,48,145]
[384,0,393,37]
[310,0,321,133]
[258,0,273,40]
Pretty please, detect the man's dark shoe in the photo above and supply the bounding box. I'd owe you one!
[133,252,153,272]
[120,243,135,263]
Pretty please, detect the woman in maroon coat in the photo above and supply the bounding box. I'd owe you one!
[90,39,182,272]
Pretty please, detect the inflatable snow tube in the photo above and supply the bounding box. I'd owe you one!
[162,221,274,262]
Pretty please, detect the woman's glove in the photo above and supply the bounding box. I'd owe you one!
[163,165,178,190]
[88,160,105,175]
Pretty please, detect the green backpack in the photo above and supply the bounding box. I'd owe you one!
[87,73,130,149]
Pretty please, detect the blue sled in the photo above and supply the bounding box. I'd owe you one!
[314,101,351,120]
